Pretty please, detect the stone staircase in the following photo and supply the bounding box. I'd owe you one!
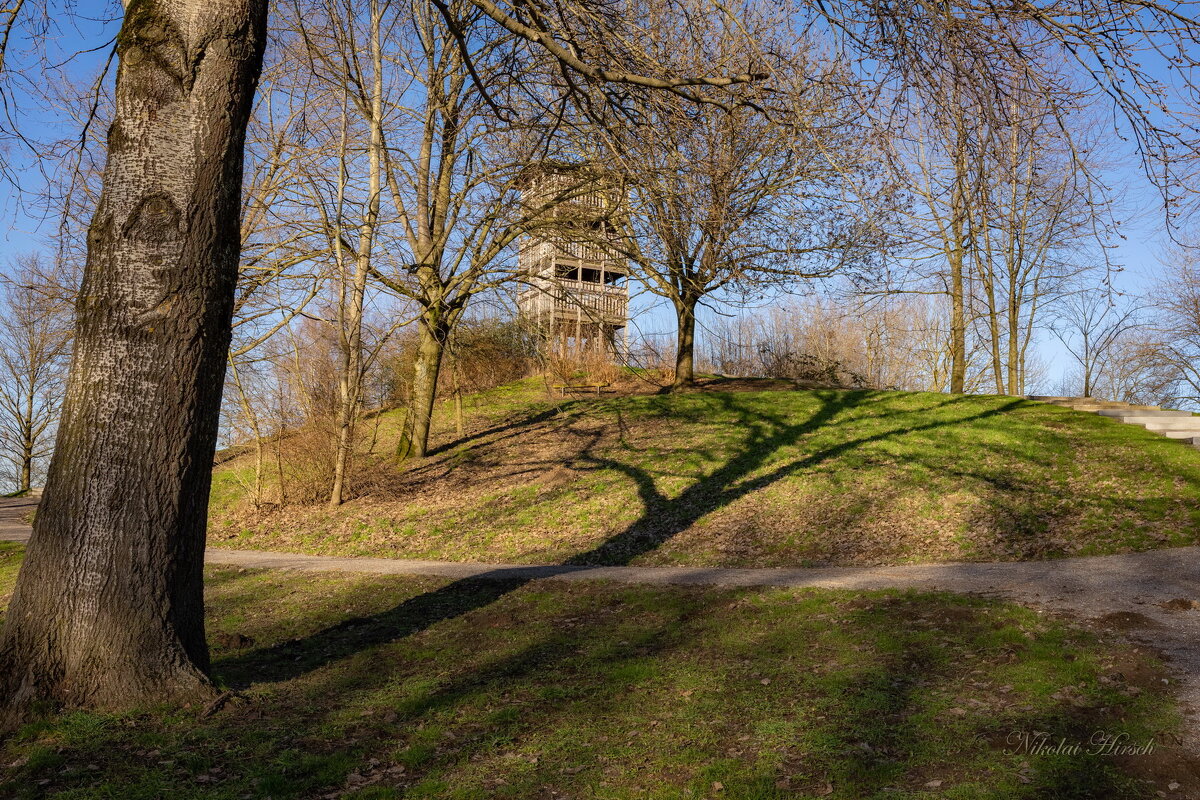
[1027,396,1200,449]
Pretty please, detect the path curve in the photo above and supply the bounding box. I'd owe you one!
[2,496,1197,743]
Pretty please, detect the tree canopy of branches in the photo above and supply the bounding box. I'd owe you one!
[355,0,562,460]
[878,26,1121,395]
[578,2,888,386]
[1147,235,1200,406]
[1050,287,1140,399]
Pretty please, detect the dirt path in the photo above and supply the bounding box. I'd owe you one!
[0,493,37,540]
[2,495,1197,744]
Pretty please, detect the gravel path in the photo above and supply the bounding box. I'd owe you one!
[3,495,1197,744]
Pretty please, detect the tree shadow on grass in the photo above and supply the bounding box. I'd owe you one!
[6,391,1192,796]
[426,404,566,459]
[885,406,1200,559]
[564,391,1023,566]
[198,578,1176,799]
[219,391,1024,686]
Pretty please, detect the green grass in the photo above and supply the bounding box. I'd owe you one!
[0,543,1190,799]
[0,541,24,614]
[209,462,259,515]
[210,383,1200,567]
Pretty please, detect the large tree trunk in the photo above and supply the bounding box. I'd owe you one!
[18,445,30,494]
[0,0,267,725]
[400,315,448,460]
[673,299,697,388]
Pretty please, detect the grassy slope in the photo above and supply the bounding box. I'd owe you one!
[210,380,1200,567]
[208,378,551,517]
[0,542,1190,799]
[0,541,23,612]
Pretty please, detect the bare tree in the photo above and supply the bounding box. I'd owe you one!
[702,293,954,392]
[305,0,387,506]
[891,68,983,393]
[222,35,331,506]
[1094,328,1180,406]
[887,42,1115,397]
[366,0,563,460]
[1050,287,1140,398]
[586,4,886,387]
[1146,236,1200,406]
[0,255,73,493]
[970,74,1115,396]
[248,0,409,503]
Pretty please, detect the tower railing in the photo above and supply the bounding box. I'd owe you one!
[518,239,624,270]
[517,280,628,324]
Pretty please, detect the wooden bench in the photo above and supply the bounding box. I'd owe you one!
[552,383,610,397]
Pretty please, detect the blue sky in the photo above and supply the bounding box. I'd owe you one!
[0,3,1187,391]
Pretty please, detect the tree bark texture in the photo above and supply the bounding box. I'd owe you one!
[673,299,697,388]
[1006,290,1021,395]
[947,175,968,395]
[402,316,449,460]
[0,0,267,722]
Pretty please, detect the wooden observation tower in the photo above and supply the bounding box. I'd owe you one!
[517,165,629,359]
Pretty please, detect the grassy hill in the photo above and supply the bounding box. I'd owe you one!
[5,380,1197,798]
[209,378,1200,567]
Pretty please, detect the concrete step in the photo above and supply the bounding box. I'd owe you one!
[1096,409,1193,419]
[1030,395,1160,410]
[1059,403,1162,412]
[1153,429,1200,440]
[1157,432,1200,446]
[1040,396,1125,404]
[1027,394,1200,448]
[1099,412,1190,419]
[1135,421,1200,433]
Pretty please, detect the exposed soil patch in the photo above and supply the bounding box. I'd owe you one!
[1118,749,1200,799]
[1095,611,1164,631]
[1159,598,1200,612]
[530,465,578,491]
